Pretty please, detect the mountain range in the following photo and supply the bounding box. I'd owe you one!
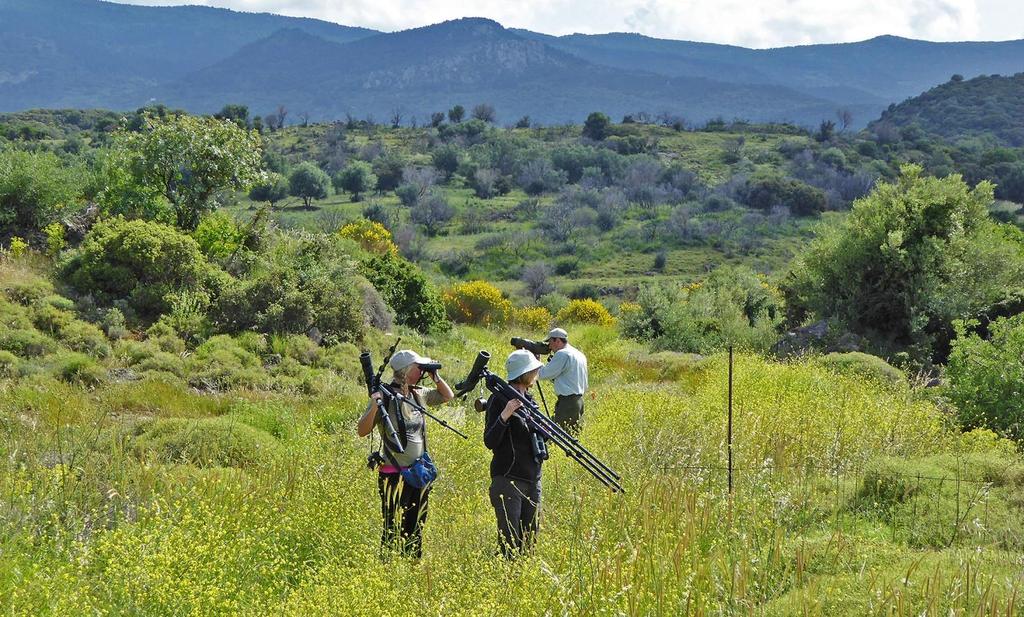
[3,0,1024,126]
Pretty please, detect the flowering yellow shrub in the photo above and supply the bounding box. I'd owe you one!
[514,306,553,331]
[338,219,397,255]
[618,301,642,321]
[442,280,512,327]
[556,298,615,326]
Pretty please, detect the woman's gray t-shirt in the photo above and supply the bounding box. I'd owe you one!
[373,387,443,468]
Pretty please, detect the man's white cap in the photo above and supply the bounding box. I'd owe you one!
[390,349,433,371]
[545,327,569,341]
[506,349,543,381]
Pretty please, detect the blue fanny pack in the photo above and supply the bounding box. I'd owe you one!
[400,452,438,489]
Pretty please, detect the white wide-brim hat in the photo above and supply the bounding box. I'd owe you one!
[506,349,543,381]
[390,349,433,371]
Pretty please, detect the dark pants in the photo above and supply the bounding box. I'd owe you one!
[378,472,430,559]
[554,394,585,434]
[489,475,541,559]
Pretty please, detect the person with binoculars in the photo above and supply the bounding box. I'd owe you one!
[483,349,548,559]
[357,349,453,558]
[537,328,589,434]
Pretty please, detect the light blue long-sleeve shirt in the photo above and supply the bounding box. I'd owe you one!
[538,344,588,395]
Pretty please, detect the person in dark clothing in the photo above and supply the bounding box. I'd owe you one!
[483,349,546,559]
[357,349,453,559]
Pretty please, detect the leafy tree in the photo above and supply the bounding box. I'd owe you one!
[431,145,460,181]
[248,172,289,206]
[359,252,450,333]
[739,175,827,216]
[214,104,250,128]
[448,105,465,124]
[430,112,446,127]
[582,112,611,141]
[471,103,496,123]
[372,154,405,192]
[0,149,88,232]
[785,165,1024,361]
[333,161,377,202]
[289,162,330,209]
[410,193,454,236]
[517,159,567,196]
[103,114,265,230]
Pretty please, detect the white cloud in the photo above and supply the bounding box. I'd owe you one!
[109,0,1017,47]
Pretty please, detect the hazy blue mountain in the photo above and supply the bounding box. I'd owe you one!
[0,0,376,109]
[166,19,842,125]
[3,0,1024,127]
[518,31,1024,111]
[870,73,1024,146]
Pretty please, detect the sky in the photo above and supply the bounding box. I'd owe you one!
[113,0,1023,48]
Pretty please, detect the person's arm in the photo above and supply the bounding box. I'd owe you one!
[483,395,522,450]
[538,350,568,381]
[422,370,454,405]
[357,392,384,437]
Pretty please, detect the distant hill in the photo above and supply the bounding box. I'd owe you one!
[4,0,1024,126]
[871,73,1024,147]
[167,20,838,125]
[0,0,376,109]
[521,32,1024,110]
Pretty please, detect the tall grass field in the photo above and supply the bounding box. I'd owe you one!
[2,284,1022,615]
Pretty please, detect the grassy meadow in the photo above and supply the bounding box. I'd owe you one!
[1,256,1023,615]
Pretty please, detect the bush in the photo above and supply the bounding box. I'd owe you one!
[556,299,615,326]
[2,277,55,306]
[359,251,449,334]
[55,352,106,386]
[0,149,88,231]
[0,350,20,378]
[621,267,784,354]
[136,351,187,378]
[209,234,365,344]
[193,212,243,260]
[442,281,512,327]
[738,174,827,216]
[61,320,112,358]
[947,314,1024,440]
[0,328,56,357]
[785,165,1024,363]
[60,218,214,322]
[514,306,553,331]
[134,417,282,467]
[187,335,268,391]
[819,352,904,385]
[338,219,397,255]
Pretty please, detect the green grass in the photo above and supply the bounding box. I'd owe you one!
[1,313,1022,614]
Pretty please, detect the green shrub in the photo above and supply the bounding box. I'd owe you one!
[0,298,32,330]
[209,234,365,344]
[0,350,20,378]
[134,417,282,467]
[359,251,449,334]
[622,266,784,354]
[785,165,1024,363]
[29,302,74,335]
[0,149,88,231]
[61,320,111,358]
[60,218,214,321]
[0,328,56,357]
[55,352,107,386]
[947,314,1024,440]
[187,335,267,391]
[2,277,55,306]
[272,334,321,366]
[136,351,186,378]
[819,352,904,385]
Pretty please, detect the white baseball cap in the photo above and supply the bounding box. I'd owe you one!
[545,327,569,341]
[390,349,433,371]
[506,349,543,381]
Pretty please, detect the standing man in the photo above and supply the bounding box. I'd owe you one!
[538,327,588,433]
